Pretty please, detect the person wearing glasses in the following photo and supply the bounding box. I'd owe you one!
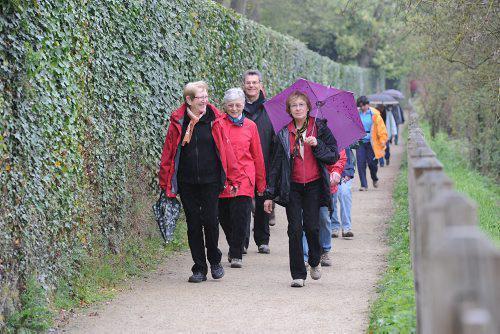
[158,81,241,283]
[263,91,339,288]
[218,88,266,268]
[242,70,275,255]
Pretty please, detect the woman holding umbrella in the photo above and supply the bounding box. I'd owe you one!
[263,91,339,288]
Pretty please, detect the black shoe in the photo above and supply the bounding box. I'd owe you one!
[188,272,207,283]
[342,230,354,238]
[210,263,224,279]
[386,159,390,166]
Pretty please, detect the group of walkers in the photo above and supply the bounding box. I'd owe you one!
[158,70,394,288]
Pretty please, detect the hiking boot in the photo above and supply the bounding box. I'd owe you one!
[359,187,368,191]
[320,252,332,267]
[331,230,339,238]
[290,279,305,287]
[188,272,207,283]
[343,230,354,238]
[258,244,270,254]
[373,180,379,188]
[230,258,242,268]
[310,265,322,280]
[210,263,224,279]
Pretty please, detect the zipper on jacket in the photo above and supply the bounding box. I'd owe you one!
[195,128,200,184]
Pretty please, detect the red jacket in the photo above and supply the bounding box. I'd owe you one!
[219,115,266,198]
[158,103,241,198]
[288,119,321,184]
[327,149,347,194]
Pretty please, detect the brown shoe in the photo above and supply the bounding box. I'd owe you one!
[342,230,354,238]
[359,187,368,191]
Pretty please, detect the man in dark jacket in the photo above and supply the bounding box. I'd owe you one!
[242,70,275,254]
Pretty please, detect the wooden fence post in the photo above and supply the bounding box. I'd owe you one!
[427,225,500,334]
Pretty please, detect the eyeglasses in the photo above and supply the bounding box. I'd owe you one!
[290,102,307,109]
[244,81,260,86]
[225,103,244,109]
[193,95,209,101]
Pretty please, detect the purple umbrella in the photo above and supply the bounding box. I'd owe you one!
[263,78,365,150]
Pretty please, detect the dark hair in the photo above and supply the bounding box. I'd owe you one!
[285,91,311,115]
[357,96,369,107]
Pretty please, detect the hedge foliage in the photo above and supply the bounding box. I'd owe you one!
[0,0,383,322]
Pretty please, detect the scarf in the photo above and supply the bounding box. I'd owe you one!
[292,117,309,159]
[227,113,245,127]
[182,107,206,146]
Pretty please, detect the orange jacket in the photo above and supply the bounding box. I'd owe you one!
[369,107,388,159]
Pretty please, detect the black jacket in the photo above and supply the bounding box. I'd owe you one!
[243,91,275,180]
[265,119,339,210]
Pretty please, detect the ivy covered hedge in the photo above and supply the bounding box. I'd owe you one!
[0,0,383,323]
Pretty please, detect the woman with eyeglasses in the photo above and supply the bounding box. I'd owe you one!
[159,81,241,283]
[218,88,266,268]
[263,91,339,287]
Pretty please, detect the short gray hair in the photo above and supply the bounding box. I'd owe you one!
[223,88,245,105]
[242,69,262,83]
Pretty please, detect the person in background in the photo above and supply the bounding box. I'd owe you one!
[380,104,398,166]
[158,81,240,283]
[263,91,339,288]
[302,149,347,267]
[355,96,388,191]
[242,70,275,254]
[331,147,356,238]
[218,88,266,268]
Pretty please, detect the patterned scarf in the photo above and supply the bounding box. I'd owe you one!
[182,107,206,146]
[292,117,309,159]
[227,113,245,127]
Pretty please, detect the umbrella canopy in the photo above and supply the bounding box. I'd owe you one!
[263,78,365,150]
[153,192,181,243]
[382,89,405,100]
[367,93,399,105]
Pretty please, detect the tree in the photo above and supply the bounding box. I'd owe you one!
[230,0,247,15]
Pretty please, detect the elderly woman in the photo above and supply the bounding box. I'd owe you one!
[159,81,240,283]
[263,91,339,287]
[219,88,266,268]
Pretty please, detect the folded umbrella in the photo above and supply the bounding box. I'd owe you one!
[263,78,365,150]
[152,191,181,243]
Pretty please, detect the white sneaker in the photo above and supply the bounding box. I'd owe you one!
[290,279,305,287]
[310,265,322,280]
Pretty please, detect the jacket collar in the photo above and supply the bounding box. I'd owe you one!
[170,103,224,126]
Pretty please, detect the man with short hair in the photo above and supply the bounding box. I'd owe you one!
[356,96,387,191]
[242,70,275,254]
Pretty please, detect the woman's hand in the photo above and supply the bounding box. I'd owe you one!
[230,185,238,196]
[304,136,317,147]
[330,172,341,185]
[263,199,274,214]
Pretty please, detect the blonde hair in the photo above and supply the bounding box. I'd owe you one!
[183,81,208,102]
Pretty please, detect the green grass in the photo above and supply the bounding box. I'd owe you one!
[7,220,188,333]
[368,156,417,333]
[420,123,500,244]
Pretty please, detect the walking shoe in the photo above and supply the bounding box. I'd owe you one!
[386,158,390,166]
[230,258,242,268]
[290,279,305,287]
[359,187,368,191]
[242,247,247,255]
[342,230,354,238]
[258,244,270,254]
[373,180,379,188]
[188,272,207,283]
[320,252,332,267]
[210,263,224,279]
[304,261,310,270]
[310,265,322,280]
[331,230,339,238]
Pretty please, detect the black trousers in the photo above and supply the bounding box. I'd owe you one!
[249,194,270,247]
[285,179,322,280]
[219,196,252,260]
[178,182,222,275]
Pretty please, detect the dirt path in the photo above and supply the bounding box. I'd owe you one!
[61,142,404,334]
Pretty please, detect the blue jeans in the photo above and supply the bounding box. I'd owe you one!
[331,179,353,232]
[356,142,378,188]
[303,206,332,261]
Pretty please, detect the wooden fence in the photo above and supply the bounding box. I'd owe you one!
[406,106,500,334]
